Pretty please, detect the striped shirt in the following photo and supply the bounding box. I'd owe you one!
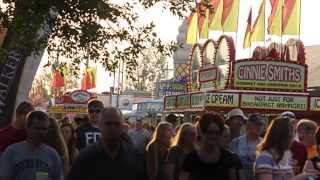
[254,150,293,180]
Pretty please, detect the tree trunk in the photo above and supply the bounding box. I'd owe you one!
[0,5,55,127]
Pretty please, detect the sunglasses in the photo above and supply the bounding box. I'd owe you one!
[88,109,101,114]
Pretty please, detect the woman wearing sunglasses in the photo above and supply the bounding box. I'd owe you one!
[180,113,236,180]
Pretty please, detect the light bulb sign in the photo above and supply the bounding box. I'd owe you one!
[233,60,306,92]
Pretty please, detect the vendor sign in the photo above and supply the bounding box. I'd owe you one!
[165,96,176,110]
[234,60,306,91]
[310,97,320,111]
[177,94,190,109]
[241,94,307,111]
[48,106,87,114]
[199,67,218,82]
[205,93,239,107]
[191,93,205,108]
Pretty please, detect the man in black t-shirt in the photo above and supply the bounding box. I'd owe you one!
[76,99,104,150]
[68,107,147,180]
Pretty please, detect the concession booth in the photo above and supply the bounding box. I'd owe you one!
[48,90,95,119]
[164,36,320,122]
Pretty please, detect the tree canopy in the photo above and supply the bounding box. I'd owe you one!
[0,0,194,79]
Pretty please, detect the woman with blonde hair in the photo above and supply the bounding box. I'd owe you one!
[165,123,197,180]
[255,117,317,180]
[146,122,174,180]
[45,117,70,176]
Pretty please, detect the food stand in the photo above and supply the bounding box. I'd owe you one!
[164,36,320,122]
[48,90,95,120]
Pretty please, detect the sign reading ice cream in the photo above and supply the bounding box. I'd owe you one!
[233,60,306,91]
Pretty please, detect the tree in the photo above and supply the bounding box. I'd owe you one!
[0,0,198,125]
[128,49,167,91]
[0,0,195,77]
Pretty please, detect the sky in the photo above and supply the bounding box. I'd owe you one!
[37,0,320,93]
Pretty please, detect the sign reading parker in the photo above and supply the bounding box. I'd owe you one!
[241,94,308,111]
[233,60,306,92]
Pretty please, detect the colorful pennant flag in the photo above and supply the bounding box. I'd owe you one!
[52,70,65,88]
[200,9,210,38]
[222,0,240,32]
[250,0,265,43]
[243,8,252,48]
[268,0,283,35]
[283,0,301,35]
[209,0,224,31]
[197,4,205,35]
[81,67,96,90]
[186,12,198,44]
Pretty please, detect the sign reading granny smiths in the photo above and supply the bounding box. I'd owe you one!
[177,94,190,109]
[205,93,239,107]
[234,60,306,91]
[241,94,308,111]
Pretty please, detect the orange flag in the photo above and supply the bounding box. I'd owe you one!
[222,0,240,32]
[268,0,283,35]
[283,0,300,35]
[243,8,252,48]
[52,70,65,88]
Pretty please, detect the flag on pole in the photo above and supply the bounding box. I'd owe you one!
[243,8,252,48]
[186,12,198,44]
[87,67,96,88]
[198,4,205,35]
[250,0,265,43]
[52,70,65,88]
[268,0,283,35]
[283,0,300,35]
[209,0,224,31]
[200,9,210,38]
[81,67,96,90]
[222,0,240,32]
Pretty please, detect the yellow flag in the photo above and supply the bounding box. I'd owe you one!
[87,67,96,88]
[222,0,240,32]
[283,0,301,35]
[200,9,210,38]
[186,12,198,44]
[251,0,265,42]
[209,0,224,31]
[268,0,283,36]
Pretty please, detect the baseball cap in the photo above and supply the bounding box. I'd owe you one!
[248,114,265,125]
[226,108,248,121]
[280,111,296,119]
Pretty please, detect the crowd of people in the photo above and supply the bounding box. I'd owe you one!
[1,100,320,180]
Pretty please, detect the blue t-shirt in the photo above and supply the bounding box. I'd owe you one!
[230,135,262,180]
[0,142,63,180]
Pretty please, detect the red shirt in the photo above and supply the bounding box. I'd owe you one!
[291,140,307,174]
[0,126,27,152]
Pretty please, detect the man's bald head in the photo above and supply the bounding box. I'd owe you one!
[99,107,123,143]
